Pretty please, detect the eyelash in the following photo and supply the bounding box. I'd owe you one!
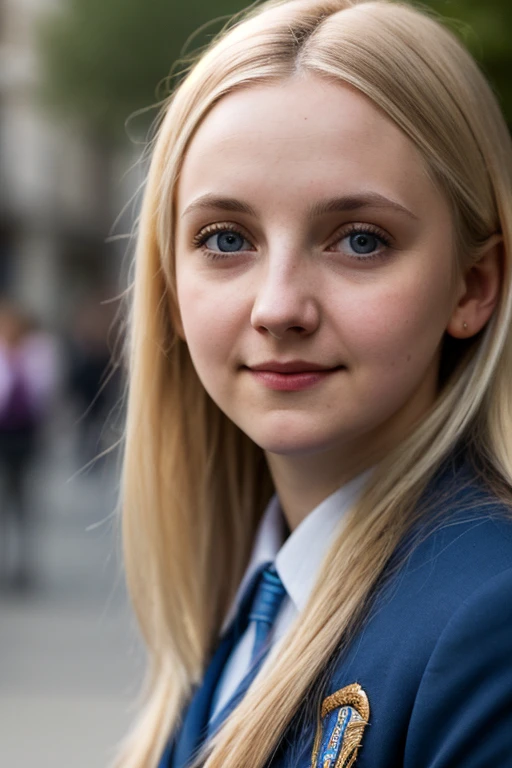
[192,221,393,261]
[327,223,393,261]
[191,222,249,258]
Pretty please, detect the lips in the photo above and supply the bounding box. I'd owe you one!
[247,361,342,373]
[244,361,344,392]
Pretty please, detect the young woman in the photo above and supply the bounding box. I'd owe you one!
[117,1,512,766]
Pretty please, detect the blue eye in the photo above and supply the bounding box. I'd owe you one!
[329,226,392,260]
[204,230,248,252]
[348,232,380,255]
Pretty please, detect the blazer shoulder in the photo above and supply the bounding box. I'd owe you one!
[393,457,512,597]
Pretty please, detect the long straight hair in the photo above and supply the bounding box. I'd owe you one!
[116,1,512,766]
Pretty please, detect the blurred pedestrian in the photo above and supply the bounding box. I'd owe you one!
[0,300,59,589]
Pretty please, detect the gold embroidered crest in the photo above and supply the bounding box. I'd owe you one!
[310,683,370,768]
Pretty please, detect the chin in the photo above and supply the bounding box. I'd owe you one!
[232,409,353,457]
[248,429,338,457]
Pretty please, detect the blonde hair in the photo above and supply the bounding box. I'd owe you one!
[117,1,512,766]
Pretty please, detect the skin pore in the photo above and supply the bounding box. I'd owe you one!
[175,74,500,531]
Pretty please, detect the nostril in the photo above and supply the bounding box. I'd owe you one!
[266,328,284,340]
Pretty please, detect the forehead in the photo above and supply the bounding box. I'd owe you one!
[177,74,436,215]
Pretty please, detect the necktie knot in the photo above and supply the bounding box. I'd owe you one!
[248,564,286,625]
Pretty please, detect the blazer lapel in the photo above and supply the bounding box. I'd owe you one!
[163,565,268,767]
[162,625,237,768]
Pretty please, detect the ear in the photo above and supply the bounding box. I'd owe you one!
[446,235,503,339]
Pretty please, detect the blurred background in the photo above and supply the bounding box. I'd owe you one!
[0,0,509,765]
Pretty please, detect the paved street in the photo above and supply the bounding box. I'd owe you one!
[0,422,145,768]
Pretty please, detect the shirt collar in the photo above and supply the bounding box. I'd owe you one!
[222,470,370,630]
[274,471,370,612]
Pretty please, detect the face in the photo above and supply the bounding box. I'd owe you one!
[174,75,460,468]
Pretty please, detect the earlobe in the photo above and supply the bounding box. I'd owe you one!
[446,234,503,339]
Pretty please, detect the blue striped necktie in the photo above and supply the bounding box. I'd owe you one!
[163,562,287,768]
[207,563,287,733]
[247,564,287,665]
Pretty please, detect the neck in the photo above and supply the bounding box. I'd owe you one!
[265,448,372,531]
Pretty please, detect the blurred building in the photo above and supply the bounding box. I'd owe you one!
[0,0,127,329]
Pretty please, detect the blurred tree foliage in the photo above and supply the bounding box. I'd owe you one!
[38,0,511,143]
[426,0,511,123]
[38,0,249,142]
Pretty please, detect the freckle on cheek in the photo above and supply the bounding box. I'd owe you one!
[407,354,412,362]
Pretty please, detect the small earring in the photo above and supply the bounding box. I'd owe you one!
[463,321,468,331]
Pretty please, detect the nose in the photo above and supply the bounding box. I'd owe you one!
[250,257,320,340]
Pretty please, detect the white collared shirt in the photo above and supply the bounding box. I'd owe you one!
[210,471,369,720]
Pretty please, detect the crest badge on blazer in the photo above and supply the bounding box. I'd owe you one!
[311,683,370,768]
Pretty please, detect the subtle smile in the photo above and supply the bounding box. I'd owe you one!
[244,361,345,392]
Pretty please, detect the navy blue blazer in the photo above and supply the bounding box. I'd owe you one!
[166,455,512,768]
[271,457,512,767]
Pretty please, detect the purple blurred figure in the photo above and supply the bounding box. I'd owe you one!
[0,301,60,589]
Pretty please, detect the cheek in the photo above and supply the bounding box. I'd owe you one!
[337,265,455,372]
[176,271,244,373]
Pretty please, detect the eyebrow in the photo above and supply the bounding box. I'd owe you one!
[309,193,419,221]
[181,192,419,221]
